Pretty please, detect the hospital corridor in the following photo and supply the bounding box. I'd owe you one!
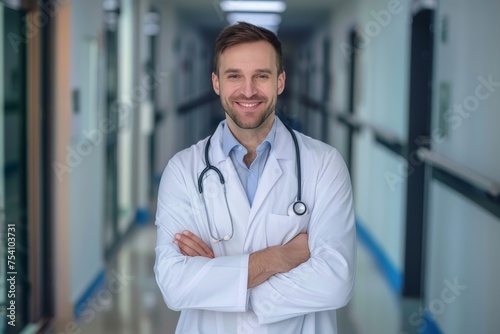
[1,0,500,333]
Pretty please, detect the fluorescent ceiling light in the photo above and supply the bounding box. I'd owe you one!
[227,13,282,26]
[220,1,287,13]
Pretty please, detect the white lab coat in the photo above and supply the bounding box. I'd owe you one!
[154,118,356,334]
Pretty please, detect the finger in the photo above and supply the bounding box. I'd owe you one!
[173,239,190,256]
[178,233,208,256]
[175,233,213,258]
[175,237,202,257]
[180,231,214,258]
[175,241,190,257]
[173,231,214,258]
[182,230,214,256]
[179,248,188,257]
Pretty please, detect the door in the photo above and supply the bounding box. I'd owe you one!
[1,4,29,332]
[403,5,435,298]
[321,37,331,143]
[104,6,120,259]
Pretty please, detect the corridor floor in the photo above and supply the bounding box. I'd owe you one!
[77,223,421,334]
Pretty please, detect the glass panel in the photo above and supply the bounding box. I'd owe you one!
[2,5,29,331]
[104,27,119,258]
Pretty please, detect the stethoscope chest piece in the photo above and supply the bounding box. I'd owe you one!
[288,201,307,216]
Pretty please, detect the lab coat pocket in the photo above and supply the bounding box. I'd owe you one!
[266,213,310,246]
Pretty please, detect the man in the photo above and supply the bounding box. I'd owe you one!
[154,22,355,333]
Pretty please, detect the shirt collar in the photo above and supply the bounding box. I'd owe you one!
[222,118,277,157]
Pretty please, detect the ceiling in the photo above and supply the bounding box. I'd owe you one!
[171,0,343,39]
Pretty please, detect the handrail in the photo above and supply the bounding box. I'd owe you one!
[417,148,500,198]
[296,95,407,155]
[298,95,500,218]
[368,123,406,157]
[368,123,402,147]
[336,112,363,130]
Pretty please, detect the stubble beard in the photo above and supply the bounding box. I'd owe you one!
[222,96,277,130]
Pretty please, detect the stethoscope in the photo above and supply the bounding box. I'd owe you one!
[198,121,307,243]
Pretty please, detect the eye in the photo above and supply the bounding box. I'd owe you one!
[227,74,240,79]
[257,74,270,79]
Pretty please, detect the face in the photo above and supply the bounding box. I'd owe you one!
[212,41,286,132]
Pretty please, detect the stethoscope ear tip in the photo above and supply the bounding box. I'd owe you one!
[211,236,230,243]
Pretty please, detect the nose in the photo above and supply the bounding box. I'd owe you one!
[240,78,258,98]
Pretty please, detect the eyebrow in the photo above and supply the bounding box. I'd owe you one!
[223,68,273,75]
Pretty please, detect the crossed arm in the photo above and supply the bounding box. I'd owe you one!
[155,149,355,322]
[174,230,310,288]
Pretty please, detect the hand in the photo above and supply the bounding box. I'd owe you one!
[174,230,215,259]
[247,233,310,288]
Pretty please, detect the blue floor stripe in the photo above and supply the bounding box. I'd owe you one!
[421,311,444,334]
[74,270,106,319]
[356,219,402,294]
[356,218,444,333]
[135,208,150,225]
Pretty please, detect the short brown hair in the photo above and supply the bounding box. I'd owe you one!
[213,22,284,75]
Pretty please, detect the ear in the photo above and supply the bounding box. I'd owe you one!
[277,71,286,95]
[212,72,220,95]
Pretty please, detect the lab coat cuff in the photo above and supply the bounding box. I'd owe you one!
[209,254,250,312]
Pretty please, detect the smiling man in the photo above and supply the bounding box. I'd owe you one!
[212,31,286,168]
[213,39,283,129]
[154,22,356,333]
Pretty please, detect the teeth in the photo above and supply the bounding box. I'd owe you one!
[239,102,258,107]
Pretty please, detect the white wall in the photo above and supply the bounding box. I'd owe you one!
[431,0,500,181]
[133,0,154,213]
[69,0,106,303]
[353,0,412,275]
[324,0,413,277]
[426,183,500,333]
[118,0,135,233]
[425,0,500,332]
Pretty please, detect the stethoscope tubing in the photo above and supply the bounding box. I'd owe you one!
[198,121,307,242]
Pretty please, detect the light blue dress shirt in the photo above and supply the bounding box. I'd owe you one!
[222,119,277,206]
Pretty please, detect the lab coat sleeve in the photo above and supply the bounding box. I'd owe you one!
[249,149,356,324]
[154,158,249,312]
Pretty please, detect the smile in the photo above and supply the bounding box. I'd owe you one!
[236,102,262,108]
[239,102,258,107]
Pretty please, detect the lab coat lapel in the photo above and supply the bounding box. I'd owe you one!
[248,118,294,222]
[248,152,282,222]
[221,156,250,213]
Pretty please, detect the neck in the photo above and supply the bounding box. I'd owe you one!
[227,114,275,153]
